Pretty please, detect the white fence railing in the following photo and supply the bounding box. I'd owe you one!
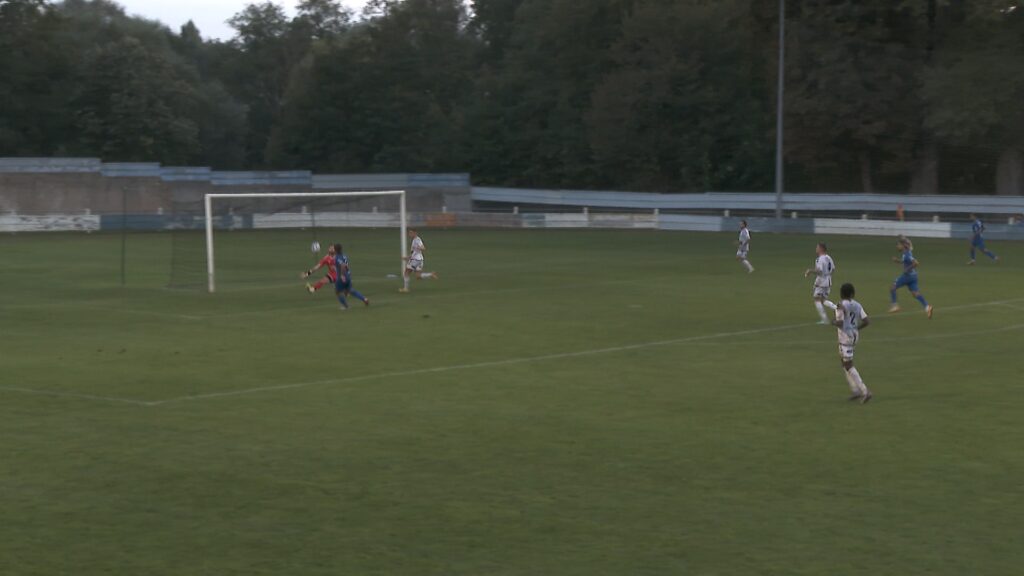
[472,187,1024,215]
[4,210,1024,240]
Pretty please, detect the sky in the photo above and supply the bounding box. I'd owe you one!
[115,0,369,41]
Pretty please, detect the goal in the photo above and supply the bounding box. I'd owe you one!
[203,190,407,293]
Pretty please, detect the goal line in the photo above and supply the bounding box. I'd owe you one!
[204,190,407,293]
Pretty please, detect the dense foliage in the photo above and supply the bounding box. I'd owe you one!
[1,0,1022,193]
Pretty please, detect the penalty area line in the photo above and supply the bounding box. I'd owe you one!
[149,321,817,406]
[0,386,155,406]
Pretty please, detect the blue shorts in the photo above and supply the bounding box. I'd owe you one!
[335,276,352,291]
[972,237,986,249]
[893,275,919,292]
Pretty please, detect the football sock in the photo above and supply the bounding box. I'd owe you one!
[337,294,348,308]
[970,247,976,260]
[741,260,753,272]
[984,250,997,260]
[421,272,435,279]
[814,301,828,322]
[848,367,869,396]
[403,276,410,290]
[349,290,368,303]
[889,288,898,304]
[844,370,860,395]
[915,294,929,308]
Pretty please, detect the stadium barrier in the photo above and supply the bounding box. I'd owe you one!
[4,210,1024,241]
[471,186,1024,217]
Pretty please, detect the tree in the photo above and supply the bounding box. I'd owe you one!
[466,0,628,188]
[294,0,350,39]
[0,0,74,155]
[587,0,772,192]
[784,0,925,193]
[73,37,200,163]
[921,0,1024,195]
[226,2,296,166]
[268,0,476,172]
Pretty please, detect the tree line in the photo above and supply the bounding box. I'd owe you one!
[1,0,1022,194]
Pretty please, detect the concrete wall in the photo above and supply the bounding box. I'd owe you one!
[0,158,471,216]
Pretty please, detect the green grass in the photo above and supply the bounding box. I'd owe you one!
[1,228,1022,575]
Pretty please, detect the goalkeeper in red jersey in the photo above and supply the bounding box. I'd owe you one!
[302,243,339,293]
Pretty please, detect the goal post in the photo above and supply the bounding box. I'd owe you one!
[204,190,407,293]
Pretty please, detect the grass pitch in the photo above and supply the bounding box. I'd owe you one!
[1,228,1022,575]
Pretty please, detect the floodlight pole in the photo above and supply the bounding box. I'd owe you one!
[774,0,786,219]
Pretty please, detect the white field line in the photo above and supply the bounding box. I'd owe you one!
[4,297,1023,407]
[998,303,1024,312]
[148,321,817,406]
[0,386,152,406]
[144,296,1024,405]
[2,302,202,321]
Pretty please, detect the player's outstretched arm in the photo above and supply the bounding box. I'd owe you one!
[858,317,871,330]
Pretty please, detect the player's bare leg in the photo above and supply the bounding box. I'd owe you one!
[888,283,901,313]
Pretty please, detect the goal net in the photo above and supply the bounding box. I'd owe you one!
[168,191,407,293]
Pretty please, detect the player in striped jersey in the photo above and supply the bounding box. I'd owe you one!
[400,229,438,293]
[805,242,835,324]
[735,220,754,273]
[831,283,872,404]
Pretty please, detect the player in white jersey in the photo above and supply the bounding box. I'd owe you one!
[804,242,835,324]
[829,283,872,404]
[400,228,438,293]
[735,220,754,273]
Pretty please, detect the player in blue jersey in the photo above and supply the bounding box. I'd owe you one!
[332,244,370,310]
[967,213,999,265]
[889,235,933,318]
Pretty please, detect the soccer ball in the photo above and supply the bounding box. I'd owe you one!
[311,241,321,254]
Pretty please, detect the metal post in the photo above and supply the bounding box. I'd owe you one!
[774,0,786,219]
[399,192,408,278]
[205,194,215,293]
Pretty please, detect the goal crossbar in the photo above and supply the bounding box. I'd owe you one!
[204,190,407,293]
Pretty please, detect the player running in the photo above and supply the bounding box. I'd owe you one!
[829,283,873,404]
[889,235,934,318]
[400,229,438,293]
[333,244,370,310]
[735,220,754,273]
[302,243,339,293]
[804,242,835,324]
[967,213,999,265]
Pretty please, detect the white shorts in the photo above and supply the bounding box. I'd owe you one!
[838,343,856,361]
[406,258,424,272]
[814,285,831,299]
[838,333,858,361]
[736,249,749,259]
